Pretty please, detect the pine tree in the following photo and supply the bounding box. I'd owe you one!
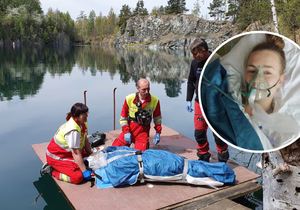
[87,10,96,36]
[208,0,224,21]
[225,0,238,21]
[117,4,132,34]
[165,0,189,15]
[275,0,300,43]
[134,1,148,16]
[234,0,272,32]
[192,0,201,17]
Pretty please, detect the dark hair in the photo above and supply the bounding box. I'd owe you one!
[189,38,208,52]
[66,103,89,121]
[246,34,286,74]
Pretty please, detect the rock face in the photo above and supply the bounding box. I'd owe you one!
[114,14,235,51]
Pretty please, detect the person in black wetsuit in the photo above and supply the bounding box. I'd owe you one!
[186,38,229,162]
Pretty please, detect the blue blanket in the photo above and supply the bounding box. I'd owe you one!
[94,146,236,188]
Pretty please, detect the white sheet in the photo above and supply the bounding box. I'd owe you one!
[219,32,300,151]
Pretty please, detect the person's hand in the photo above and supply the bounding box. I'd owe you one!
[153,133,160,145]
[82,169,93,180]
[124,132,131,144]
[186,101,193,112]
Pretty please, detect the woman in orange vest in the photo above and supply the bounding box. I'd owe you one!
[42,103,93,184]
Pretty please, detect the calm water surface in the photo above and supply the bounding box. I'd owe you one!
[0,45,262,209]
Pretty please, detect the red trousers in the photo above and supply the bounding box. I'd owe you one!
[194,101,228,154]
[46,150,88,184]
[112,121,150,151]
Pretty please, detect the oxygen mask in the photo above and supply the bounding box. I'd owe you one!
[246,66,270,102]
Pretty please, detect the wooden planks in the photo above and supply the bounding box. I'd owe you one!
[199,199,252,210]
[32,124,261,210]
[161,180,261,210]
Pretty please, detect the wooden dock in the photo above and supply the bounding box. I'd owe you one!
[32,124,261,210]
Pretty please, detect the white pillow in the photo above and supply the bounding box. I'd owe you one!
[218,32,300,151]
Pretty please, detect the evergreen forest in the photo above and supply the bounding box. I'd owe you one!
[0,0,300,44]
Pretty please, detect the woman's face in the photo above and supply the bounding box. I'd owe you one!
[76,112,88,124]
[245,50,285,100]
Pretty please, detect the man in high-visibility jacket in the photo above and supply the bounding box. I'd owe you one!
[186,38,229,163]
[112,78,162,151]
[43,103,93,184]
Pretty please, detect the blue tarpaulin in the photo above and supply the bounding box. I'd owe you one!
[92,146,236,189]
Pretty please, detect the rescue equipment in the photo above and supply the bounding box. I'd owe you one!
[88,131,106,148]
[134,92,151,126]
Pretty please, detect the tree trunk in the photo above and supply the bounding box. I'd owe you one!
[270,0,279,33]
[262,139,300,209]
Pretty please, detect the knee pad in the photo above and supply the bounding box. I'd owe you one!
[194,129,207,145]
[213,133,227,147]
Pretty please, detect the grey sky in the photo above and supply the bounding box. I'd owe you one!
[39,0,213,20]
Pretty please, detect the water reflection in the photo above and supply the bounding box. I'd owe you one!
[0,45,262,209]
[0,45,191,101]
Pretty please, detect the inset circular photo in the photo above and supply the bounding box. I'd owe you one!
[199,31,300,152]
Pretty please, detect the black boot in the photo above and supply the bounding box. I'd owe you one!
[41,163,54,176]
[197,152,211,162]
[218,150,229,163]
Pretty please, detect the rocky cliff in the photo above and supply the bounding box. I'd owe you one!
[114,14,236,51]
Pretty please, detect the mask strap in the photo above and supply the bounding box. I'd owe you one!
[202,74,247,107]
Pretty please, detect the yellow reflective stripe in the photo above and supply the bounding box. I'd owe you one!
[53,135,71,151]
[154,121,162,125]
[154,116,162,121]
[46,149,75,163]
[119,116,128,127]
[120,121,128,127]
[60,173,71,182]
[154,116,162,124]
[153,116,162,120]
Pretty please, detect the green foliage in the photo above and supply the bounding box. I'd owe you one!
[191,0,201,17]
[235,0,272,32]
[275,0,300,42]
[129,28,134,37]
[43,31,50,43]
[151,6,166,16]
[225,0,238,21]
[117,4,132,35]
[208,0,224,20]
[133,0,149,16]
[113,25,119,38]
[87,10,96,36]
[165,0,189,15]
[53,26,58,37]
[30,25,34,36]
[0,1,77,43]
